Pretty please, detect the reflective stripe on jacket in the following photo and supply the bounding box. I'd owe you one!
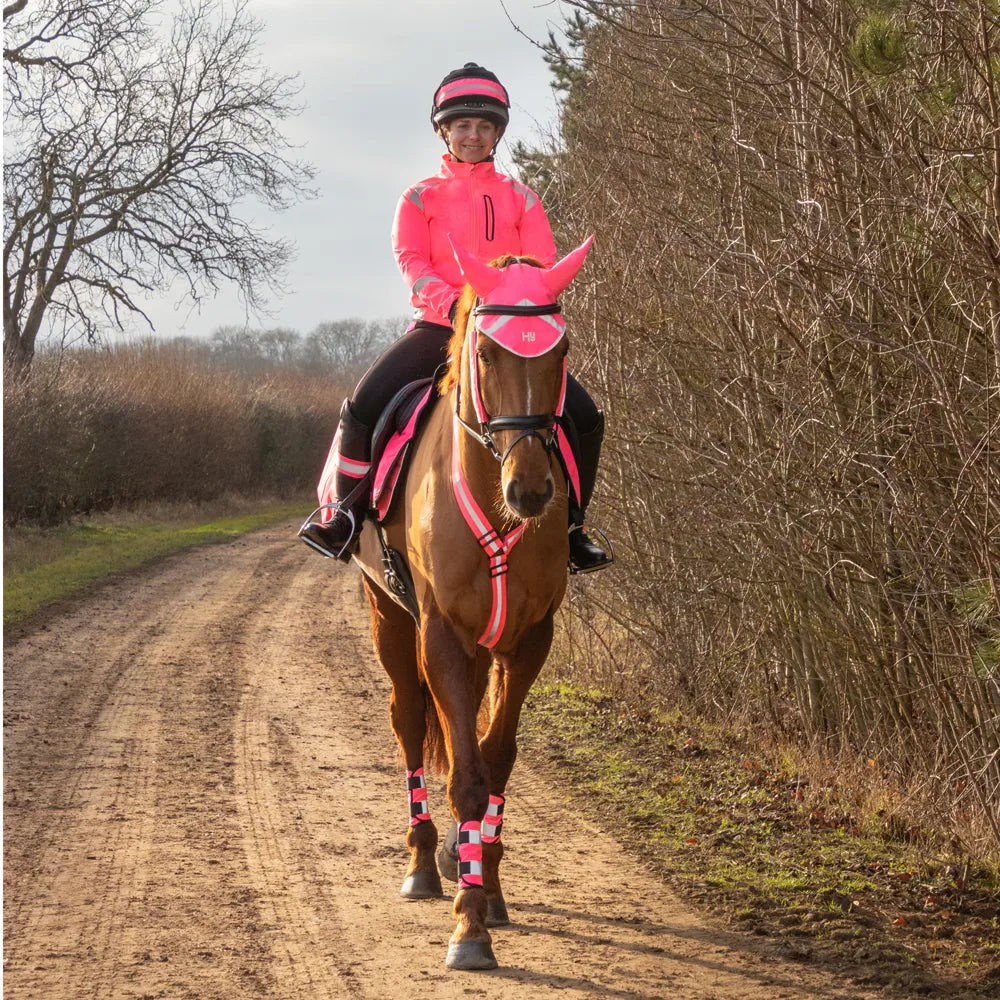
[392,154,557,327]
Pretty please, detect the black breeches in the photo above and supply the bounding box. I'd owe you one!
[350,320,601,435]
[562,368,600,436]
[351,321,453,427]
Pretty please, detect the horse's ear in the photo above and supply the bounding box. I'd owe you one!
[449,237,503,297]
[542,235,595,297]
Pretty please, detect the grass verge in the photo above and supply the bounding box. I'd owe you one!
[520,682,1000,999]
[3,497,308,626]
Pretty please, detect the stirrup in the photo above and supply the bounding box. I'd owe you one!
[568,523,615,575]
[298,503,357,560]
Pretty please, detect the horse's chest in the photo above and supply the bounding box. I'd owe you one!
[471,542,565,641]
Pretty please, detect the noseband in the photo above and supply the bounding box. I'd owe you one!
[455,301,565,465]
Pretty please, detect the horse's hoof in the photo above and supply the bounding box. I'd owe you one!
[400,869,443,899]
[445,938,498,971]
[486,895,509,927]
[437,821,458,882]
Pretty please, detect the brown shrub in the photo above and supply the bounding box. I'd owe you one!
[540,0,1000,858]
[3,342,347,524]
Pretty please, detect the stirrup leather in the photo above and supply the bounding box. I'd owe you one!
[298,503,358,560]
[568,522,615,575]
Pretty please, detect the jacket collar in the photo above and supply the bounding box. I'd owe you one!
[439,153,497,179]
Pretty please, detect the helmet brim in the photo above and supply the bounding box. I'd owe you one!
[433,102,509,128]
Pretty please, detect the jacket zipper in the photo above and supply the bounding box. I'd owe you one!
[483,194,495,242]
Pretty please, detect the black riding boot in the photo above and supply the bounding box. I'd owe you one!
[299,399,373,562]
[565,411,613,574]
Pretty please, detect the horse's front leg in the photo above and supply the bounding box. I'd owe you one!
[362,576,442,900]
[421,614,496,971]
[479,614,554,927]
[396,691,442,900]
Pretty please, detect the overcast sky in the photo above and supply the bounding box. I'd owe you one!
[132,0,571,341]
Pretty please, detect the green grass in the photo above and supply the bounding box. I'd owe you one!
[520,681,1000,998]
[4,499,307,625]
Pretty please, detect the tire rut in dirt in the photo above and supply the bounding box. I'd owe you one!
[5,525,885,1000]
[232,546,370,998]
[4,540,304,998]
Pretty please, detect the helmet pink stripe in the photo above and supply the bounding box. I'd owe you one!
[435,78,509,105]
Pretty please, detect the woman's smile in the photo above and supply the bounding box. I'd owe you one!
[442,117,501,163]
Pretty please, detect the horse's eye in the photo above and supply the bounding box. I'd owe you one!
[477,349,491,369]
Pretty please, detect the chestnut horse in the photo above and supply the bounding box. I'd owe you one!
[354,237,593,970]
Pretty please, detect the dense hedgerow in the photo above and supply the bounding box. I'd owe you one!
[532,0,1000,860]
[3,341,349,524]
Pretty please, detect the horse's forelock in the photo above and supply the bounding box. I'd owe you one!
[491,254,543,270]
[439,256,545,396]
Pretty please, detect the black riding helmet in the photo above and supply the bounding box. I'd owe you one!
[431,62,510,130]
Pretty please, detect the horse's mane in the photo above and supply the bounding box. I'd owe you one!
[439,254,544,396]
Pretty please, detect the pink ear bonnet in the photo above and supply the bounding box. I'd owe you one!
[450,237,594,358]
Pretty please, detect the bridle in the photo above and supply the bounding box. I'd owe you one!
[454,300,567,465]
[450,297,569,649]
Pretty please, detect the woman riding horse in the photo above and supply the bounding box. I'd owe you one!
[354,236,595,970]
[299,62,610,574]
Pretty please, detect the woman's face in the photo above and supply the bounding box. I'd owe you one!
[441,117,501,163]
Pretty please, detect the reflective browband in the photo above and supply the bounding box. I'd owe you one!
[472,302,562,317]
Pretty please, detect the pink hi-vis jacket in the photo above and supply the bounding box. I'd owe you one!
[392,155,557,327]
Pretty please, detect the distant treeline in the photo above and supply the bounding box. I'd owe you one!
[174,316,409,375]
[3,319,405,525]
[527,2,1000,858]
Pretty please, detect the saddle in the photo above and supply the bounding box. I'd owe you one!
[369,376,438,524]
[365,376,439,623]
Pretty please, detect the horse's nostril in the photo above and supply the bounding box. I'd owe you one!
[505,477,554,519]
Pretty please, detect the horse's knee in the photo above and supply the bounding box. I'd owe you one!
[390,687,426,746]
[389,694,416,732]
[448,764,489,822]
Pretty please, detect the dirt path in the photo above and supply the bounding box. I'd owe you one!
[4,523,880,1000]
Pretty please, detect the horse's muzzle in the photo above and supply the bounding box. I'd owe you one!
[504,475,554,520]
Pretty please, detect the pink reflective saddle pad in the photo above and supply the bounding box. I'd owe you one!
[370,379,437,523]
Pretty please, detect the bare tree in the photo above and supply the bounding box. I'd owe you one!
[257,327,301,366]
[3,0,314,372]
[208,323,267,368]
[303,317,404,377]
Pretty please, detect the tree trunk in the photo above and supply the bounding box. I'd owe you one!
[3,314,33,375]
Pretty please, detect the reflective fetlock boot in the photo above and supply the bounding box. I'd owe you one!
[298,399,372,562]
[566,411,614,575]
